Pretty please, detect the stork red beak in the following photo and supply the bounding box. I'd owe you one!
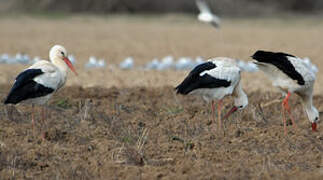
[223,106,238,119]
[63,57,77,75]
[312,122,317,132]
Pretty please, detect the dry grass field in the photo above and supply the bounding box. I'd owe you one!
[0,15,323,92]
[0,14,323,179]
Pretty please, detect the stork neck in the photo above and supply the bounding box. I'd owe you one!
[51,57,68,76]
[302,94,314,112]
[234,82,248,107]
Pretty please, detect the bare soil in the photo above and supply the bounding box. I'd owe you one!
[0,84,322,179]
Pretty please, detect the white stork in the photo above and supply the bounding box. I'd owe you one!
[195,0,221,28]
[252,50,319,134]
[175,57,248,130]
[4,45,77,137]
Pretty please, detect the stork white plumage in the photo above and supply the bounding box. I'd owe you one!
[4,45,77,138]
[252,50,319,134]
[175,57,248,130]
[195,0,221,28]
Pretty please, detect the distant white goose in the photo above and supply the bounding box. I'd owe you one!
[252,50,319,133]
[196,0,221,28]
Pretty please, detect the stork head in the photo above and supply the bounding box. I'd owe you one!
[223,89,248,119]
[49,45,77,75]
[305,106,319,132]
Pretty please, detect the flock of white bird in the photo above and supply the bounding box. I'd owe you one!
[0,0,222,71]
[0,53,262,72]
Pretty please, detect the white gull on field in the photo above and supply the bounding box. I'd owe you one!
[120,57,134,70]
[31,56,41,64]
[85,56,98,68]
[68,54,76,65]
[97,59,106,68]
[0,53,10,63]
[145,58,160,70]
[158,55,174,70]
[175,57,194,70]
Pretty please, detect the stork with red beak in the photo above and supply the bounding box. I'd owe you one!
[252,50,319,134]
[4,45,77,137]
[175,57,248,131]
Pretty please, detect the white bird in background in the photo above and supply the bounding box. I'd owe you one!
[97,59,106,68]
[145,58,160,70]
[11,53,23,64]
[31,56,41,64]
[252,50,319,134]
[68,54,76,65]
[195,56,205,66]
[175,57,194,70]
[0,53,10,63]
[4,45,77,139]
[120,57,134,69]
[196,0,221,28]
[236,59,258,72]
[22,54,30,64]
[85,56,98,68]
[175,57,248,131]
[158,55,174,70]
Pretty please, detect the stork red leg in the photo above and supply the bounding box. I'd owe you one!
[31,104,35,136]
[217,100,222,131]
[211,100,216,128]
[41,107,46,140]
[281,102,287,135]
[282,92,298,130]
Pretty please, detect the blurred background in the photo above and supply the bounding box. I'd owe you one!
[0,0,322,92]
[1,0,323,15]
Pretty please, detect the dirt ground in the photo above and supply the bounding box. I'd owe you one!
[0,15,323,179]
[0,84,322,179]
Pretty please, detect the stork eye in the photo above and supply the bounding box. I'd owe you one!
[61,52,65,56]
[239,106,243,108]
[315,117,318,121]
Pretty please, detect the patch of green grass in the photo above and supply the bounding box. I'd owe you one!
[163,106,183,115]
[54,98,72,109]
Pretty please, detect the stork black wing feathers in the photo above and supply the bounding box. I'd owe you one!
[4,69,54,104]
[175,62,231,95]
[251,50,305,85]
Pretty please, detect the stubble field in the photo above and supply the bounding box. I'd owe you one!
[0,15,322,179]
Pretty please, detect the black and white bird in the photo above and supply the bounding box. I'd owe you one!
[252,50,319,133]
[4,45,77,137]
[175,57,248,130]
[195,0,221,28]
